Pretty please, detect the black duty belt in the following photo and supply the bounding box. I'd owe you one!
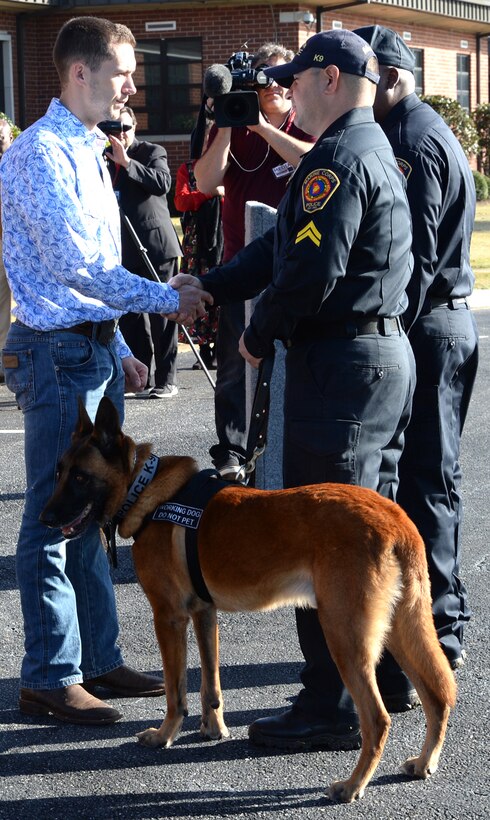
[430,297,468,310]
[287,316,402,347]
[15,319,118,345]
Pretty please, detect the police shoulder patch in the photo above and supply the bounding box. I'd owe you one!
[396,158,413,179]
[302,168,340,213]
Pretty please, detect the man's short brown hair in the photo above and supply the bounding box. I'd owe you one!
[53,16,136,85]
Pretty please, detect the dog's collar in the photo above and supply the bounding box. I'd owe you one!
[115,453,160,521]
[103,454,160,568]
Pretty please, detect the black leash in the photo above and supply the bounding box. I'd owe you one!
[102,521,118,569]
[237,349,275,483]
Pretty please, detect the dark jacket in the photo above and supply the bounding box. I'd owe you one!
[202,107,412,358]
[110,138,181,276]
[381,93,475,329]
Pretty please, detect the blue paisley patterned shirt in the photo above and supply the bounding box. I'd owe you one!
[0,98,180,358]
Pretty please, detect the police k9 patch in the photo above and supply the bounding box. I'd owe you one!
[302,169,340,213]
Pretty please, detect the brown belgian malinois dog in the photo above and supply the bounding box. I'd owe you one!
[41,397,456,803]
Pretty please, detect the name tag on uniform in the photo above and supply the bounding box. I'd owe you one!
[272,161,294,179]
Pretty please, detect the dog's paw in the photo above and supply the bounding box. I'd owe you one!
[401,756,437,780]
[200,720,230,741]
[327,780,364,803]
[136,727,173,749]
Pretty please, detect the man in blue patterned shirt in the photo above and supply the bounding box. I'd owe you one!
[0,16,211,725]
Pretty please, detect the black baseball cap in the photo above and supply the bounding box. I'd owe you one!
[262,29,379,88]
[354,25,415,72]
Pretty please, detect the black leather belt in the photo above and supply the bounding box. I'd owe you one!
[430,296,468,310]
[288,316,402,347]
[15,319,118,345]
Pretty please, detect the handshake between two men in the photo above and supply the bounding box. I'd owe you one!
[167,274,213,326]
[169,273,262,369]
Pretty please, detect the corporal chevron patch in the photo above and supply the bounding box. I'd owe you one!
[302,168,340,213]
[295,220,322,248]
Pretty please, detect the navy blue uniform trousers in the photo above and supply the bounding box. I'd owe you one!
[397,302,478,665]
[283,328,415,720]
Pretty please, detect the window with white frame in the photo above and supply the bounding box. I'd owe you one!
[412,48,424,96]
[457,53,470,111]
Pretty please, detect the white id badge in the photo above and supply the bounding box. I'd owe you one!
[272,162,294,179]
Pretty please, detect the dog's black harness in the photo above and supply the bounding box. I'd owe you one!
[151,469,228,604]
[113,462,230,604]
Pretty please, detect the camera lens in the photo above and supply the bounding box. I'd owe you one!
[222,94,251,121]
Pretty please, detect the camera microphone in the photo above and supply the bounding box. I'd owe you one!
[203,64,233,98]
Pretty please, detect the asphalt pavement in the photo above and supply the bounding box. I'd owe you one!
[0,306,489,820]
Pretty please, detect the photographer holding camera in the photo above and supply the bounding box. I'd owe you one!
[105,106,182,399]
[195,42,315,479]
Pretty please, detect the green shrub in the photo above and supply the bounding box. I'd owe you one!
[0,111,20,138]
[473,103,490,175]
[472,170,488,201]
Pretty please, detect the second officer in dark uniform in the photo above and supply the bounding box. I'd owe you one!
[170,29,416,751]
[356,25,479,672]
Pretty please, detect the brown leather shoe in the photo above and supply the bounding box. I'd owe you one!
[83,664,164,697]
[19,684,122,725]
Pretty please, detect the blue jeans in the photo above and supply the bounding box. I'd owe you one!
[3,323,125,689]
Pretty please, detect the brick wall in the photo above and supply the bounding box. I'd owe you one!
[1,4,487,178]
[332,10,488,107]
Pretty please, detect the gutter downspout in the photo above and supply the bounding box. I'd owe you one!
[475,32,489,106]
[475,32,488,173]
[16,14,27,130]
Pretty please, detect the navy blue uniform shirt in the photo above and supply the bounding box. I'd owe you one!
[381,93,475,330]
[202,107,412,358]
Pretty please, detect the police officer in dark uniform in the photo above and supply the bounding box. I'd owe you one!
[170,29,416,751]
[356,25,479,671]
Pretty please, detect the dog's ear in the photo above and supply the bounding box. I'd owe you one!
[93,397,123,457]
[73,396,94,441]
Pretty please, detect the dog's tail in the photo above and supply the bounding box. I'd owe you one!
[390,508,457,710]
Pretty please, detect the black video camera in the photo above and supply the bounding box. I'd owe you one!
[227,51,270,91]
[97,120,132,137]
[211,51,271,128]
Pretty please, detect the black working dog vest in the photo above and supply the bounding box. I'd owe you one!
[150,469,230,604]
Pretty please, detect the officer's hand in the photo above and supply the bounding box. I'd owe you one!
[239,332,262,369]
[168,273,202,290]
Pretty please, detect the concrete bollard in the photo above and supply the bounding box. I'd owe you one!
[244,201,284,490]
